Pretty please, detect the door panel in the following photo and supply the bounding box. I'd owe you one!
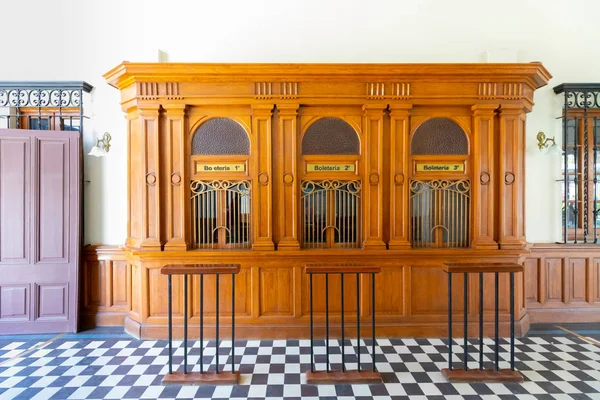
[37,138,69,263]
[0,129,79,334]
[0,137,30,263]
[0,284,30,321]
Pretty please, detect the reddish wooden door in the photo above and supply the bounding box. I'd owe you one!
[0,129,80,334]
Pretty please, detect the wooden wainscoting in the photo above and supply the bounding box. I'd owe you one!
[81,245,131,328]
[525,243,600,323]
[82,244,600,337]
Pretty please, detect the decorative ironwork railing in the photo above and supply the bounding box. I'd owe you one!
[0,81,92,131]
[191,180,252,249]
[301,180,362,249]
[410,179,471,248]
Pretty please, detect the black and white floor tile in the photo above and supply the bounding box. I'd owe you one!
[0,334,599,399]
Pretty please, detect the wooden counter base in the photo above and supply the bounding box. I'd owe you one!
[162,371,240,385]
[441,368,523,383]
[305,370,382,384]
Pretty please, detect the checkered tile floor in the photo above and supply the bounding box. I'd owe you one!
[0,335,599,399]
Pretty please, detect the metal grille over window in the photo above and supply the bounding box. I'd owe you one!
[301,180,361,249]
[554,84,600,243]
[410,179,470,248]
[191,180,251,249]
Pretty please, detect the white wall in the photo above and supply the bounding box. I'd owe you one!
[1,0,598,244]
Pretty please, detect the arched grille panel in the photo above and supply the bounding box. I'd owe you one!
[302,118,360,155]
[192,118,250,155]
[410,179,470,248]
[411,118,468,155]
[191,180,251,249]
[301,180,361,249]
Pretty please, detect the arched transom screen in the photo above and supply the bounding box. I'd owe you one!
[302,117,360,155]
[411,117,468,155]
[192,117,250,155]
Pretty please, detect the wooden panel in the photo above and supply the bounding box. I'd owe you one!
[112,261,129,308]
[570,258,587,303]
[0,285,29,321]
[164,105,187,250]
[375,267,404,315]
[37,138,69,262]
[524,258,539,305]
[140,108,161,249]
[471,105,497,249]
[131,263,141,319]
[546,258,563,303]
[251,106,274,251]
[192,268,250,317]
[86,260,105,308]
[498,108,526,249]
[388,107,411,249]
[277,105,300,250]
[363,106,385,249]
[0,138,30,263]
[36,283,68,320]
[595,259,600,304]
[259,267,293,316]
[411,266,464,315]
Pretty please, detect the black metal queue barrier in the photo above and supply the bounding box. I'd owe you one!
[305,265,383,384]
[161,264,241,385]
[442,262,524,383]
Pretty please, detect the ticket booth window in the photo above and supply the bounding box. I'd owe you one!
[300,118,361,249]
[191,118,251,249]
[410,118,470,248]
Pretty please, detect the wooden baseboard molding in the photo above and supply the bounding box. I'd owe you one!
[529,308,600,323]
[80,311,127,329]
[124,318,529,340]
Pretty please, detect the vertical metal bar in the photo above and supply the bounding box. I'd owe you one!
[216,274,220,373]
[448,272,452,370]
[494,272,499,371]
[356,272,361,371]
[168,275,172,374]
[341,273,345,372]
[200,275,204,373]
[232,273,235,373]
[325,273,329,372]
[310,273,314,373]
[463,272,468,371]
[479,272,483,371]
[575,117,580,243]
[564,95,568,243]
[595,116,599,243]
[371,272,376,372]
[510,272,515,371]
[584,95,589,243]
[184,275,188,374]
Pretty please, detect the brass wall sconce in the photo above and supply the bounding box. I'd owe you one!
[536,131,560,154]
[88,132,112,157]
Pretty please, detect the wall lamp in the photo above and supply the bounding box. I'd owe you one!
[88,132,111,157]
[536,131,560,155]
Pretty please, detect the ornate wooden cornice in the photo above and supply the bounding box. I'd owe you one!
[105,62,550,88]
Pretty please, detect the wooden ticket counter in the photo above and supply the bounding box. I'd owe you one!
[104,62,551,339]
